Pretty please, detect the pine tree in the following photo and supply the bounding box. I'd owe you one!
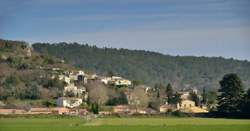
[217,73,244,117]
[166,83,174,104]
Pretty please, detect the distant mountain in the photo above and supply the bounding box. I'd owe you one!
[33,42,250,90]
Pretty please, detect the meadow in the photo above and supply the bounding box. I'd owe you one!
[1,117,250,131]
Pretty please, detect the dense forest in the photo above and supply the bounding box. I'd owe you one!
[33,42,250,91]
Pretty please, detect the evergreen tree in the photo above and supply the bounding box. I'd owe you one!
[241,88,250,118]
[202,87,207,105]
[217,73,244,117]
[189,91,200,106]
[91,103,99,114]
[172,92,181,104]
[166,83,174,104]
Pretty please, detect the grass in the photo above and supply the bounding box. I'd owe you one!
[0,117,250,131]
[85,117,250,126]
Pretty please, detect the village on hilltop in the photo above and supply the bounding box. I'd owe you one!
[0,67,208,116]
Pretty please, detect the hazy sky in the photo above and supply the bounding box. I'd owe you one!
[0,0,250,60]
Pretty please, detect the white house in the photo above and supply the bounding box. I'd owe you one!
[114,79,132,87]
[59,75,71,84]
[57,97,83,108]
[101,77,112,85]
[101,76,132,87]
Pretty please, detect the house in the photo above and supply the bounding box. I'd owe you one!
[99,111,112,115]
[159,104,177,113]
[88,74,98,80]
[179,91,190,100]
[76,71,87,84]
[177,100,195,109]
[67,70,87,83]
[28,108,52,114]
[0,109,26,115]
[78,109,89,115]
[114,79,132,87]
[125,91,140,106]
[59,75,71,84]
[51,107,70,115]
[181,106,208,113]
[101,76,132,87]
[101,77,112,85]
[64,84,78,95]
[77,70,85,76]
[57,97,83,108]
[113,105,130,113]
[26,47,32,57]
[137,109,147,114]
[0,101,5,107]
[179,88,199,100]
[144,108,157,114]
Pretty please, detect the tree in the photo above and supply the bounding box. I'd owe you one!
[107,71,114,77]
[33,41,250,90]
[189,91,200,106]
[130,86,149,108]
[241,88,250,118]
[206,90,217,110]
[24,82,41,99]
[202,87,208,105]
[87,81,108,106]
[91,103,99,114]
[172,92,181,104]
[106,91,128,106]
[217,73,244,117]
[165,83,174,104]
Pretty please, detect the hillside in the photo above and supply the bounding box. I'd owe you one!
[0,39,76,103]
[32,42,250,90]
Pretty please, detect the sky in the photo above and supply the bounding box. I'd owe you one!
[0,0,250,60]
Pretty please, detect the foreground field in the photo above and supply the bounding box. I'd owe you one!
[1,117,250,131]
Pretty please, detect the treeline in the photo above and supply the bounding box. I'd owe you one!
[33,42,250,90]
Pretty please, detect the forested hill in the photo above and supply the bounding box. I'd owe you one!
[33,42,250,90]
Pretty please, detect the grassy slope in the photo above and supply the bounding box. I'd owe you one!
[1,118,250,131]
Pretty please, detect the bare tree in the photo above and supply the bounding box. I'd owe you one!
[130,86,149,108]
[86,81,108,105]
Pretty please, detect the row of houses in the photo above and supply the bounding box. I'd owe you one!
[112,102,207,115]
[0,108,88,115]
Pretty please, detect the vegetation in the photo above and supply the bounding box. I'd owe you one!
[216,73,250,118]
[33,42,250,90]
[1,117,250,131]
[1,39,250,119]
[0,39,73,107]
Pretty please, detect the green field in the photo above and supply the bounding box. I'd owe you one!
[1,117,250,131]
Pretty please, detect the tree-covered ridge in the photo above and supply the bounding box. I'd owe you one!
[32,42,250,90]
